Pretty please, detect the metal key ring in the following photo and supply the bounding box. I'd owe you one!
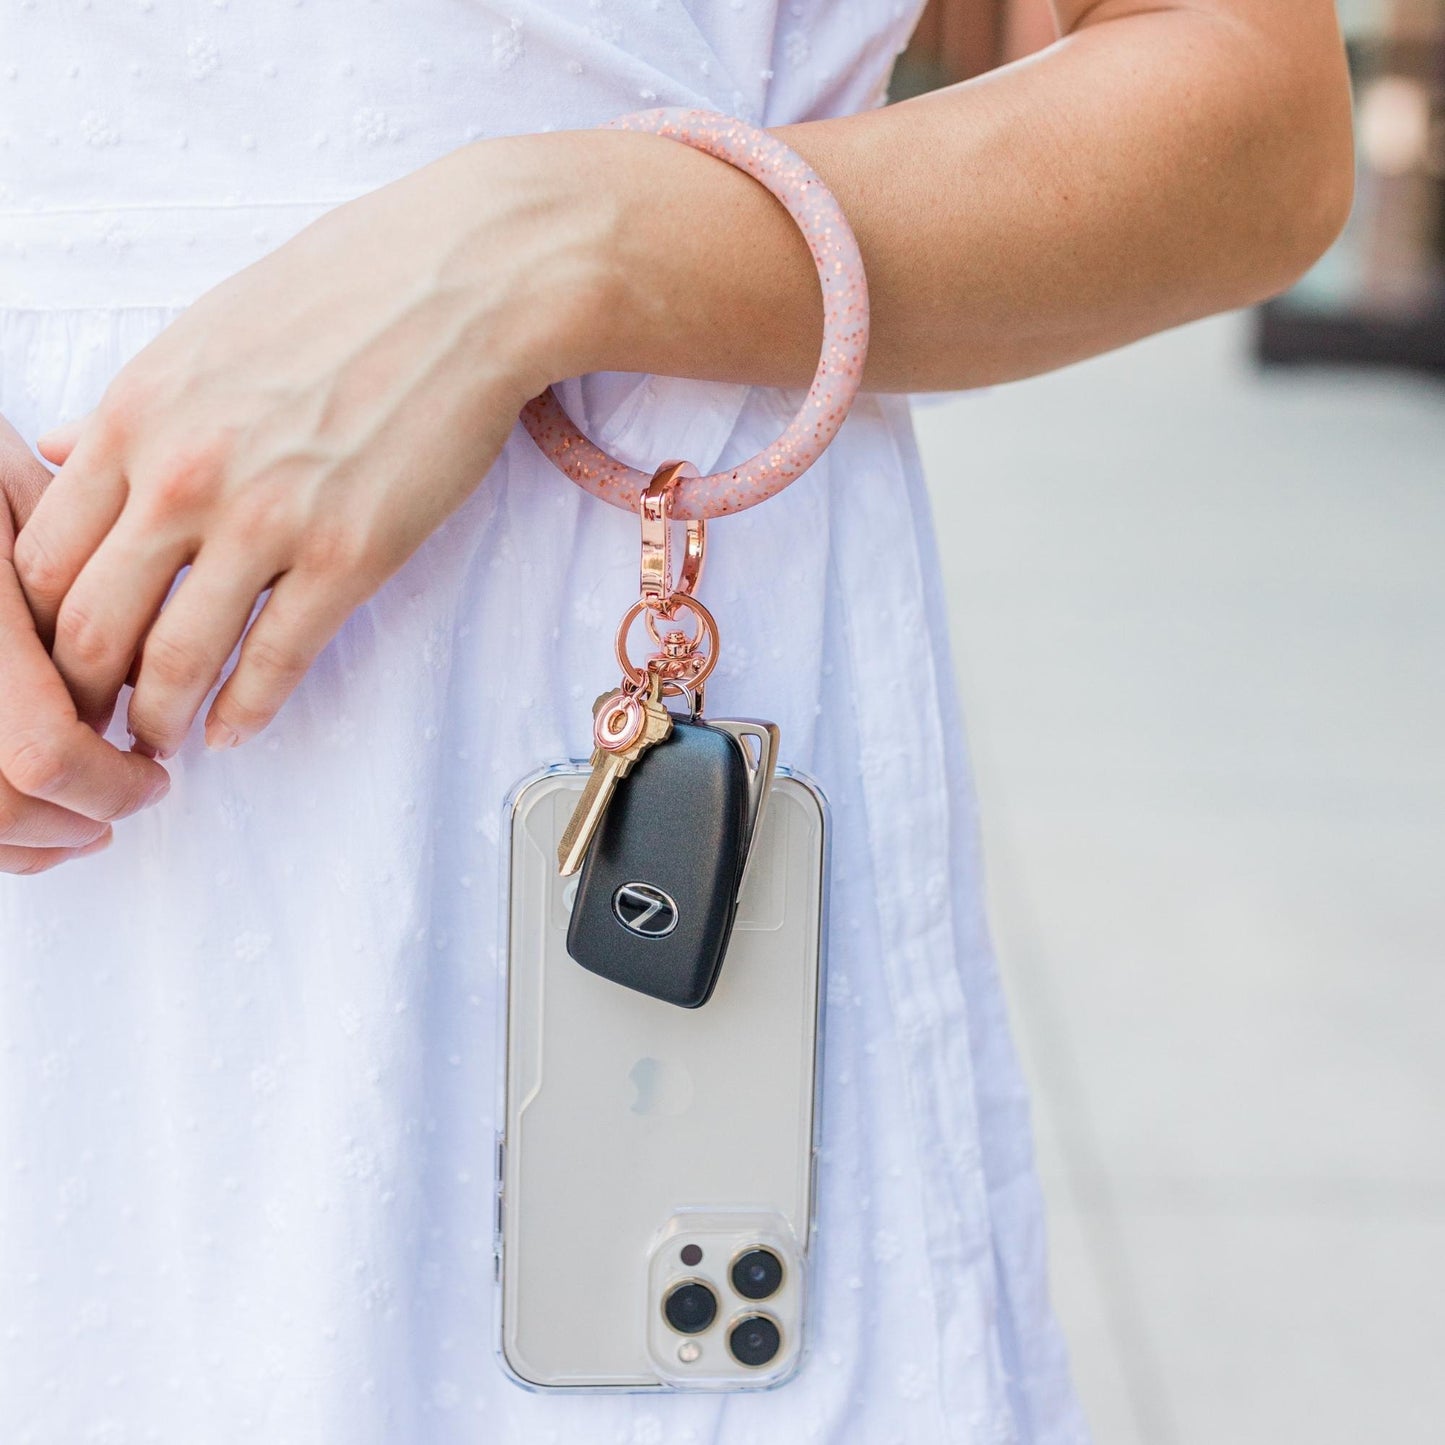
[520,107,870,521]
[642,595,713,652]
[615,595,720,689]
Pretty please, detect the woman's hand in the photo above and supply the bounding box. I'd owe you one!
[14,134,618,757]
[0,417,170,873]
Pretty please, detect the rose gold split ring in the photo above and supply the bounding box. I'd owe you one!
[593,689,647,753]
[614,595,720,690]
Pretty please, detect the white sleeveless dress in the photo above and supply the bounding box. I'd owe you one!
[0,4,1089,1441]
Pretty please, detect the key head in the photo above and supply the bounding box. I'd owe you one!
[597,696,674,767]
[558,687,675,876]
[635,697,674,752]
[593,688,647,754]
[592,670,674,758]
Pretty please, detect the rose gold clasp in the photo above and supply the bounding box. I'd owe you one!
[639,461,706,606]
[617,459,716,713]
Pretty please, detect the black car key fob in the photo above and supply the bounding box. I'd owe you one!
[566,717,760,1009]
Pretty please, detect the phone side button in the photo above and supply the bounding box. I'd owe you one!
[493,1135,506,1282]
[493,1189,504,1283]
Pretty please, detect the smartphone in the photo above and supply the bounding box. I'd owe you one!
[497,764,828,1392]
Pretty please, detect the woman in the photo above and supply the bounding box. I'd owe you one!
[0,1,1351,1441]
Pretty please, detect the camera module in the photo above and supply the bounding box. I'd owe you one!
[727,1313,782,1368]
[663,1280,718,1335]
[730,1247,784,1301]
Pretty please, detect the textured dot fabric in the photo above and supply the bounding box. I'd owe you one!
[0,5,1091,1445]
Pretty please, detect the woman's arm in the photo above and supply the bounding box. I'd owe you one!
[15,0,1353,762]
[539,0,1353,391]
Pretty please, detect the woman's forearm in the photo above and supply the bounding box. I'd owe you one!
[479,0,1353,394]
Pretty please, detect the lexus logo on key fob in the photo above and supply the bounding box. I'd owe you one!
[611,882,680,938]
[569,717,778,1008]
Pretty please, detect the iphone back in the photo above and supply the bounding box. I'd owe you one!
[497,767,827,1391]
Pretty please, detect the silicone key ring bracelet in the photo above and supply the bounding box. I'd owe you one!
[519,107,869,521]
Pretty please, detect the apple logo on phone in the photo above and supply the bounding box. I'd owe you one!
[628,1057,694,1117]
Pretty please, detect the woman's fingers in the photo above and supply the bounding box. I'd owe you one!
[0,775,111,849]
[0,700,171,825]
[13,443,128,643]
[0,416,163,872]
[0,416,54,528]
[204,572,359,749]
[0,833,112,876]
[0,552,170,824]
[49,517,193,731]
[126,545,275,759]
[35,417,84,468]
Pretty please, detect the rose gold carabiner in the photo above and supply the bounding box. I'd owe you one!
[639,461,705,607]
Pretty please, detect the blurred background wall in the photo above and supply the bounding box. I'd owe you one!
[900,4,1445,1441]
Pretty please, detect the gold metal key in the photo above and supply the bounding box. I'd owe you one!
[557,671,673,876]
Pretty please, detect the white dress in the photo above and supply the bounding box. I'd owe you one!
[0,4,1090,1442]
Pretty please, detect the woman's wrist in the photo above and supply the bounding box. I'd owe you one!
[380,130,633,408]
[459,127,825,396]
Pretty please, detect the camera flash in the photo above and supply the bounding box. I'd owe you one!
[677,1341,702,1364]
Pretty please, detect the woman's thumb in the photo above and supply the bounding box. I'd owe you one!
[36,416,84,466]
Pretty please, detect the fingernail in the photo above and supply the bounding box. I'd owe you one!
[205,719,240,750]
[75,831,113,858]
[128,731,160,760]
[146,772,172,804]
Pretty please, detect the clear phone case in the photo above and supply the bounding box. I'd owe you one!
[495,765,829,1392]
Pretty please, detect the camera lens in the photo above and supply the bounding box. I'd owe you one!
[730,1247,784,1301]
[728,1313,782,1368]
[663,1280,718,1335]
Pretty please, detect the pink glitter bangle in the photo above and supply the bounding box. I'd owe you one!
[518,107,870,521]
